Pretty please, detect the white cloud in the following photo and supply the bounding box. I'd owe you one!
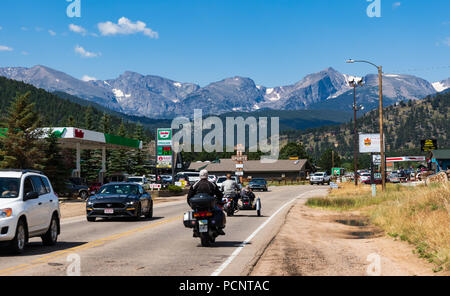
[444,37,450,47]
[21,51,29,55]
[81,75,97,82]
[69,24,87,35]
[49,30,56,36]
[0,45,13,51]
[392,2,401,9]
[98,17,159,39]
[74,45,100,58]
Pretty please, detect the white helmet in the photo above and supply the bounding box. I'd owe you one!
[200,169,209,180]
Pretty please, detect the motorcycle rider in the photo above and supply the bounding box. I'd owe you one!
[240,185,256,205]
[187,170,226,235]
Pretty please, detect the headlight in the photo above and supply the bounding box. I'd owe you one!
[127,201,137,205]
[87,200,93,206]
[0,208,12,218]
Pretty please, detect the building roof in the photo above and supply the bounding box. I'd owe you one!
[188,159,311,173]
[432,150,450,160]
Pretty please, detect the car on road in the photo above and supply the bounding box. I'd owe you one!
[310,172,331,185]
[249,178,268,191]
[86,183,153,222]
[0,170,60,254]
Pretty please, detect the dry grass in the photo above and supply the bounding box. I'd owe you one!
[306,182,450,272]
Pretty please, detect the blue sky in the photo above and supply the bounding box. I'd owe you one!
[0,0,449,86]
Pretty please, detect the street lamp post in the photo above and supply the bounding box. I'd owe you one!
[346,59,386,191]
[348,77,364,186]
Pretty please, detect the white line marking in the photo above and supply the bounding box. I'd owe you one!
[211,190,319,276]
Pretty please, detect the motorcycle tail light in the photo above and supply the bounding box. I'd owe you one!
[194,211,213,218]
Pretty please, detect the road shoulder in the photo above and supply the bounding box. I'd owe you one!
[249,194,441,276]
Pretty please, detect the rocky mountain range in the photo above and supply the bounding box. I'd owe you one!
[0,65,446,119]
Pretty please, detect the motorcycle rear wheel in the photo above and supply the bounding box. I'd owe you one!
[200,233,212,247]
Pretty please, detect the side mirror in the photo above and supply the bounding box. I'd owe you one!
[24,191,39,201]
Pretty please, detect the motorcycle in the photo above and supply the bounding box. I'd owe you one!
[239,193,262,217]
[183,194,224,247]
[222,192,238,217]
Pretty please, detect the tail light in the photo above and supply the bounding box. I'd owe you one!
[194,211,213,218]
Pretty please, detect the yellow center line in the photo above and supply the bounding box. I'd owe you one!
[0,215,183,276]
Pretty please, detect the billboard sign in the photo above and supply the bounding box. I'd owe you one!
[359,134,383,153]
[157,128,173,168]
[421,140,437,152]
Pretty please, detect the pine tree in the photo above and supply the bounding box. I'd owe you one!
[107,121,128,176]
[81,105,100,183]
[42,130,71,192]
[130,123,146,175]
[0,92,45,169]
[66,115,75,127]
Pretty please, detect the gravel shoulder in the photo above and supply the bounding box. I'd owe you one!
[250,196,444,276]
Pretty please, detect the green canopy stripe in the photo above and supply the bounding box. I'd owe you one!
[104,133,140,149]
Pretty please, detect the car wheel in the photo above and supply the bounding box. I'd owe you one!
[79,190,89,200]
[9,219,27,254]
[87,217,96,222]
[145,202,153,219]
[134,204,142,221]
[42,215,59,246]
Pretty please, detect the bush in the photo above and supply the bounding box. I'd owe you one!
[167,185,182,193]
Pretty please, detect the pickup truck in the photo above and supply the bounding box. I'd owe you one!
[310,172,331,185]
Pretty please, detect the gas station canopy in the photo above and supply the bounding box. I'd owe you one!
[44,127,143,150]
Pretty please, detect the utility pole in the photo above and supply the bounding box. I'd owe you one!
[349,77,364,186]
[346,59,386,191]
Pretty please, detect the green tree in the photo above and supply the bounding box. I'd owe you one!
[81,105,100,183]
[318,149,341,174]
[107,121,128,176]
[42,130,71,192]
[279,142,311,161]
[0,92,45,169]
[129,123,146,175]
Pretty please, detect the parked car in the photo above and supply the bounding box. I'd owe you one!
[177,172,200,185]
[159,175,173,184]
[86,183,153,222]
[88,183,102,195]
[0,169,60,254]
[216,175,241,191]
[249,178,268,191]
[208,175,217,183]
[310,172,331,185]
[361,173,382,184]
[389,173,401,183]
[62,180,90,200]
[359,173,371,184]
[127,176,148,186]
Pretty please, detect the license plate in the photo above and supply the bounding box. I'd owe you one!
[104,208,114,214]
[199,220,208,233]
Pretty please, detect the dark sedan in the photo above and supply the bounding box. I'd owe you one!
[248,178,268,192]
[86,183,153,222]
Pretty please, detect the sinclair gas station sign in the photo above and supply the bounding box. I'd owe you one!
[157,128,173,169]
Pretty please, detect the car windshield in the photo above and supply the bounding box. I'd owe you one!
[0,178,20,199]
[128,178,143,183]
[217,177,227,183]
[99,184,139,195]
[314,173,324,176]
[251,179,266,184]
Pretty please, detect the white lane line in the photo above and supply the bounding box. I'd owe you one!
[211,190,319,276]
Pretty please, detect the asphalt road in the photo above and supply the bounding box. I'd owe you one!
[0,185,327,276]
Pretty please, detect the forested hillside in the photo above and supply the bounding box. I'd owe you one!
[288,92,450,160]
[0,77,154,139]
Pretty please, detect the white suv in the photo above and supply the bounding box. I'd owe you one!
[0,170,60,254]
[310,172,331,185]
